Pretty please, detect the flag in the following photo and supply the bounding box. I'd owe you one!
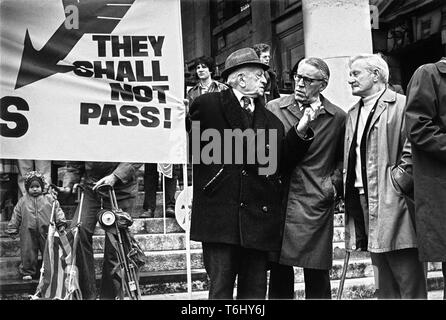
[34,223,82,300]
[157,163,173,178]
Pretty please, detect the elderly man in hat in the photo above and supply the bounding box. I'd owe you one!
[187,47,316,299]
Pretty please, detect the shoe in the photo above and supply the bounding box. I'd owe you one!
[166,206,175,218]
[22,275,32,281]
[140,209,154,218]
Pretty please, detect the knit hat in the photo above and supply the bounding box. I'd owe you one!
[24,171,45,192]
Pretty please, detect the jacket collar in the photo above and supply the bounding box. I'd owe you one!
[379,87,397,103]
[367,89,392,136]
[279,94,336,117]
[220,89,267,131]
[350,87,395,111]
[320,95,337,116]
[348,87,396,136]
[436,58,446,74]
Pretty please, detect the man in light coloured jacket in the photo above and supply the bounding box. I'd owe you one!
[343,54,426,299]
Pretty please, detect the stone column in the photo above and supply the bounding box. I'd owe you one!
[442,4,446,55]
[302,0,373,110]
[251,0,273,45]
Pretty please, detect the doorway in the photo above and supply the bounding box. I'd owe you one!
[396,33,444,90]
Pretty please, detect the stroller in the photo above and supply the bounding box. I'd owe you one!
[31,185,84,300]
[95,184,145,300]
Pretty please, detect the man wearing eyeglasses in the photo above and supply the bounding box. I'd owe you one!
[187,48,315,300]
[266,57,346,299]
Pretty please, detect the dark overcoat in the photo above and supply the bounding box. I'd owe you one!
[405,58,446,262]
[267,94,346,269]
[188,89,313,252]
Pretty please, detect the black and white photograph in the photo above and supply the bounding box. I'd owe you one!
[0,0,445,311]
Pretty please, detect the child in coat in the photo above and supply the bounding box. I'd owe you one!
[6,171,66,280]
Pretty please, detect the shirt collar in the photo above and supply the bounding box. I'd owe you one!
[199,80,213,88]
[232,88,255,112]
[298,96,323,112]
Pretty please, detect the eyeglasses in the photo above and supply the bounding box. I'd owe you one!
[293,74,325,85]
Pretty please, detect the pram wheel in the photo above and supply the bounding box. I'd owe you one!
[97,209,116,228]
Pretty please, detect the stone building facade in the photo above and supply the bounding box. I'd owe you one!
[181,0,446,94]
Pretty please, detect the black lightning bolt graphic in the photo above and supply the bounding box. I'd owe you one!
[15,0,136,89]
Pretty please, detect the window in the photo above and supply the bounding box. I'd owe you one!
[211,0,251,26]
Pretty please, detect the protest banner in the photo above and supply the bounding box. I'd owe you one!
[0,0,187,164]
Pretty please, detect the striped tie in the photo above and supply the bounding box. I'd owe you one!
[241,96,252,114]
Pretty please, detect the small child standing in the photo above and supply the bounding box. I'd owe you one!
[6,171,66,280]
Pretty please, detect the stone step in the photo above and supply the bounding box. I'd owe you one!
[10,236,440,283]
[0,249,205,280]
[92,217,184,235]
[0,233,201,258]
[0,268,209,300]
[110,248,202,273]
[0,217,185,238]
[0,233,347,262]
[3,269,443,300]
[427,290,444,300]
[333,227,345,243]
[134,190,182,213]
[142,270,445,300]
[142,291,209,300]
[1,259,443,300]
[334,213,344,227]
[2,240,442,283]
[291,258,443,283]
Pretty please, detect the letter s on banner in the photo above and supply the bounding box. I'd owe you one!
[0,96,29,138]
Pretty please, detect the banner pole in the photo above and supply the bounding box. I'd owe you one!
[183,162,192,299]
[162,174,166,235]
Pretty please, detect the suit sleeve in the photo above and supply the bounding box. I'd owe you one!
[390,138,414,199]
[62,161,84,189]
[113,163,143,184]
[405,65,446,162]
[331,113,346,197]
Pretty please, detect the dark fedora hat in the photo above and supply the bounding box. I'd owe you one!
[221,47,269,80]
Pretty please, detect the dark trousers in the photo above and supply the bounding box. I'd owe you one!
[358,194,427,299]
[443,262,446,299]
[202,242,268,299]
[267,262,294,299]
[268,263,331,299]
[177,164,193,188]
[303,268,331,299]
[143,163,177,211]
[19,227,46,277]
[370,249,427,299]
[71,189,135,300]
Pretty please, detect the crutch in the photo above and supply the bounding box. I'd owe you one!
[336,250,350,300]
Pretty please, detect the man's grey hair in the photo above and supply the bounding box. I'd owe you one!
[227,71,239,88]
[226,66,259,88]
[298,57,330,82]
[348,54,389,84]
